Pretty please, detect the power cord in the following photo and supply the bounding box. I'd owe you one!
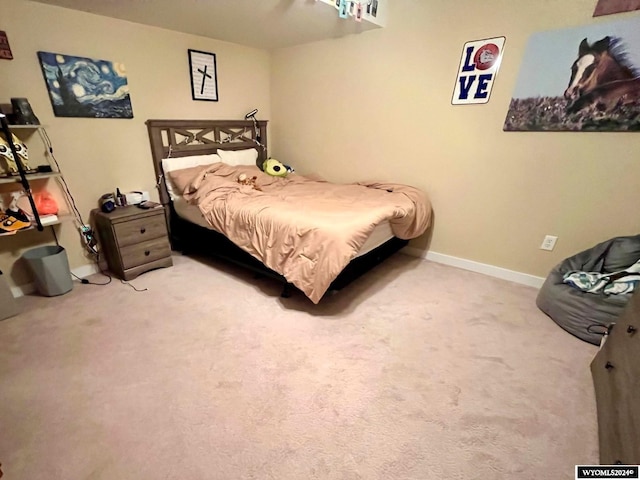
[51,200,144,291]
[42,128,147,293]
[41,129,98,253]
[72,271,112,286]
[41,128,86,226]
[120,279,147,292]
[41,133,111,287]
[69,247,112,286]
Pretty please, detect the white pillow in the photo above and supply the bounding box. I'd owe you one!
[161,153,220,200]
[217,148,258,166]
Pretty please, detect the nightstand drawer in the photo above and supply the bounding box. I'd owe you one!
[120,237,171,270]
[114,215,167,248]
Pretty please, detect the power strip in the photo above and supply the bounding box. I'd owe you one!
[80,225,98,255]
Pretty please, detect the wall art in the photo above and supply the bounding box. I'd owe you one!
[188,49,218,102]
[452,36,506,105]
[37,51,133,118]
[504,16,640,131]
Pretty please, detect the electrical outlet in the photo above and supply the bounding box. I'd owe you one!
[540,235,558,251]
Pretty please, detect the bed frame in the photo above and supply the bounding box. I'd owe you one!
[146,119,408,300]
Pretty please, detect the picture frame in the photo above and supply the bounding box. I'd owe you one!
[188,49,218,102]
[0,31,13,60]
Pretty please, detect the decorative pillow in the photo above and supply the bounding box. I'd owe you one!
[217,148,258,166]
[161,153,220,199]
[167,165,209,196]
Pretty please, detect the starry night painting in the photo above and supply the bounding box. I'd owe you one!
[37,51,134,119]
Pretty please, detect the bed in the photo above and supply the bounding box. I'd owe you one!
[146,119,431,303]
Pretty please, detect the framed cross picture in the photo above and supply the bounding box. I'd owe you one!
[188,49,218,101]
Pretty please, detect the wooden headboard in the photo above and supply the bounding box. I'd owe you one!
[146,119,268,205]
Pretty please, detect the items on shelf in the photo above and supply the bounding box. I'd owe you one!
[323,0,379,22]
[0,184,63,235]
[0,109,43,231]
[0,131,37,177]
[0,102,97,245]
[10,98,40,126]
[0,192,33,235]
[33,190,59,216]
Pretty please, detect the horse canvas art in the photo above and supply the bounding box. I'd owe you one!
[504,16,640,131]
[564,36,640,114]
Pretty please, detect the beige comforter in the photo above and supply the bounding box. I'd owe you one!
[182,164,431,303]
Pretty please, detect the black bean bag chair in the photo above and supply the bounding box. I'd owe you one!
[536,234,640,345]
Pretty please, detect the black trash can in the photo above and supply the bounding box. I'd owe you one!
[23,245,73,296]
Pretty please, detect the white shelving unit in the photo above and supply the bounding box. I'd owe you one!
[317,0,386,27]
[0,124,71,231]
[0,171,61,185]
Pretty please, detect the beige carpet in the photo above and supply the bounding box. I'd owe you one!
[0,252,598,479]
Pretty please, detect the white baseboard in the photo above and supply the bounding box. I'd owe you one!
[72,263,101,279]
[402,247,545,289]
[11,284,34,298]
[13,251,544,296]
[11,262,102,298]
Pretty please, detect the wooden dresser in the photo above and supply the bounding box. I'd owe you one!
[94,206,172,280]
[591,289,640,465]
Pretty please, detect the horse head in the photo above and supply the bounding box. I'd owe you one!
[564,36,636,104]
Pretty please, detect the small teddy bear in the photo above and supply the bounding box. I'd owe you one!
[237,173,261,191]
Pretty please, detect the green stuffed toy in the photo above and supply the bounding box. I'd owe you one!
[262,158,289,177]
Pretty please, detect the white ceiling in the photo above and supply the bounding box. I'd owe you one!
[30,0,381,50]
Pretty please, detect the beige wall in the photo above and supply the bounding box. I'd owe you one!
[271,0,640,278]
[2,0,639,291]
[1,0,270,289]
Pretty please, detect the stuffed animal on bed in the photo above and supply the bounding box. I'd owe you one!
[262,158,290,177]
[237,173,262,191]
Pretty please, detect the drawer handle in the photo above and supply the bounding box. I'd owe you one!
[605,361,615,370]
[144,250,150,256]
[140,227,146,234]
[627,325,637,335]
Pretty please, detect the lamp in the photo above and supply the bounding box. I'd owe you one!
[0,110,43,231]
[244,108,261,145]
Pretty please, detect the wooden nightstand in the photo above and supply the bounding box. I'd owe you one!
[94,206,172,280]
[591,289,640,465]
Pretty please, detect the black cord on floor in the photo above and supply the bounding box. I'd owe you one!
[73,251,112,286]
[72,271,112,286]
